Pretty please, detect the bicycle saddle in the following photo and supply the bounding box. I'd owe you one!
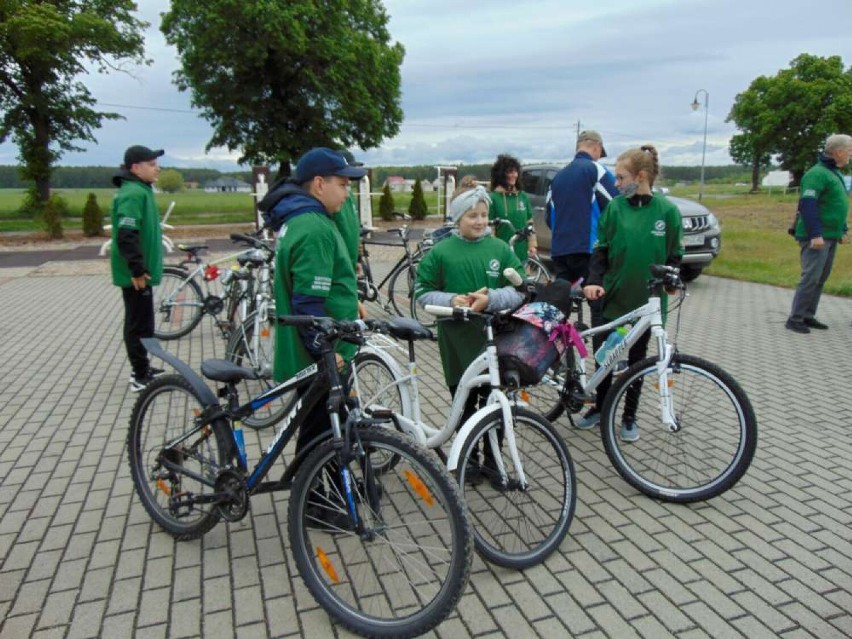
[386,317,434,341]
[176,243,209,254]
[200,358,261,382]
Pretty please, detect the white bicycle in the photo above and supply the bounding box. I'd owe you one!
[99,200,176,256]
[351,304,576,569]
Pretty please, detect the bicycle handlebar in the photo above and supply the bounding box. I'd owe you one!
[230,232,273,252]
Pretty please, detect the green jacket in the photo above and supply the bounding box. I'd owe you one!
[415,233,522,387]
[488,189,534,261]
[110,177,163,287]
[794,161,850,240]
[333,195,361,268]
[593,195,683,321]
[273,210,359,382]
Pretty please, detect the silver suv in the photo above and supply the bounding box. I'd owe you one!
[521,163,721,282]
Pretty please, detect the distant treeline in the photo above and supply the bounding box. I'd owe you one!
[0,165,252,189]
[0,163,756,190]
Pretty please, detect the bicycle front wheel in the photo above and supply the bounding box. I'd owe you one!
[600,353,758,503]
[153,267,204,339]
[456,407,576,569]
[288,427,472,639]
[225,307,291,429]
[127,375,227,539]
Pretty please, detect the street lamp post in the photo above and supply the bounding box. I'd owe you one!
[691,89,709,201]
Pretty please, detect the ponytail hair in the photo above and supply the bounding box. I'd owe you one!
[618,145,660,186]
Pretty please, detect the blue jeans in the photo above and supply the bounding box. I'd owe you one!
[788,239,838,323]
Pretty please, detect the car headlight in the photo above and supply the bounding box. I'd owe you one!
[707,212,720,230]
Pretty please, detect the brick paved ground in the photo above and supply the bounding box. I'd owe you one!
[0,252,851,639]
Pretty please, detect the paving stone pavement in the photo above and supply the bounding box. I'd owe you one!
[1,252,851,639]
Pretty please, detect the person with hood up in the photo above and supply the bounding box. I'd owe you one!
[257,147,367,456]
[110,145,165,392]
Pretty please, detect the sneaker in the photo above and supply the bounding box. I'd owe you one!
[803,318,828,330]
[128,367,165,383]
[620,420,640,442]
[785,319,810,334]
[129,373,156,392]
[574,409,600,430]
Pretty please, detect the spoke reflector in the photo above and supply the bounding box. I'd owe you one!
[316,547,340,583]
[156,479,171,496]
[403,469,434,506]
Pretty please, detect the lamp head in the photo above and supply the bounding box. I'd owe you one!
[691,99,700,111]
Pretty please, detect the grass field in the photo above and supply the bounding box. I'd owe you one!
[1,186,850,296]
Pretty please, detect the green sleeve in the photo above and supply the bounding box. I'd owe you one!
[289,225,336,298]
[488,197,499,222]
[594,200,616,250]
[667,204,684,259]
[414,248,442,297]
[521,192,533,223]
[799,168,825,200]
[113,190,145,230]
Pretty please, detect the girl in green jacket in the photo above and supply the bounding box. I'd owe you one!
[488,154,537,262]
[415,186,524,474]
[578,145,683,442]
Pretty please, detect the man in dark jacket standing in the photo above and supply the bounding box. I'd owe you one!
[547,130,619,284]
[785,133,852,334]
[110,145,164,391]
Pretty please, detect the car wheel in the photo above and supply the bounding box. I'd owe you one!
[680,265,703,282]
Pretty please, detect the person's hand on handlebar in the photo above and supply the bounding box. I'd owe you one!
[467,287,489,312]
[583,284,605,301]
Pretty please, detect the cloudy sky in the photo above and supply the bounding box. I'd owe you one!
[2,0,851,171]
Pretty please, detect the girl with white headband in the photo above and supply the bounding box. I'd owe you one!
[415,184,525,481]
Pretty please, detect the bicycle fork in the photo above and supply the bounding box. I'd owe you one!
[654,333,680,432]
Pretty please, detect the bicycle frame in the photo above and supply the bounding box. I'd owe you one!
[568,294,679,431]
[353,314,526,481]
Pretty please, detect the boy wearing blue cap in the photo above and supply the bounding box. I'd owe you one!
[257,147,367,455]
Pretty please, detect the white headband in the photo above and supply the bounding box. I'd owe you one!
[449,185,491,223]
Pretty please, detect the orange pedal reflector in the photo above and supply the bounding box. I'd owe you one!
[156,479,171,496]
[519,389,530,402]
[654,379,675,389]
[261,328,270,337]
[316,547,340,583]
[403,470,434,506]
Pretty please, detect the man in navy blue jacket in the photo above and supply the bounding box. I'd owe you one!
[547,130,619,284]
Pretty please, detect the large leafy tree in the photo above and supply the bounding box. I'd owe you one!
[726,76,773,192]
[0,0,148,205]
[727,54,852,186]
[161,0,405,177]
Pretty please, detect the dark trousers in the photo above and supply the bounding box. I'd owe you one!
[592,319,651,422]
[449,385,499,464]
[121,286,154,378]
[788,239,838,323]
[553,252,591,285]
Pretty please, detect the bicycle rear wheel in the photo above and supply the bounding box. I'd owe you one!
[523,355,570,423]
[456,407,576,569]
[600,353,758,503]
[153,267,204,339]
[387,261,418,319]
[288,427,472,638]
[225,307,291,429]
[127,375,227,539]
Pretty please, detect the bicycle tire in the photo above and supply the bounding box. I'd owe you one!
[153,266,204,339]
[386,260,416,319]
[225,308,291,430]
[288,426,472,638]
[456,407,576,569]
[524,256,553,284]
[600,353,758,503]
[351,351,405,473]
[127,375,227,539]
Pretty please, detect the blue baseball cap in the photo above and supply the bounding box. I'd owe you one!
[293,147,367,183]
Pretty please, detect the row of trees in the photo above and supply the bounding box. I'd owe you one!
[727,54,852,189]
[1,0,405,211]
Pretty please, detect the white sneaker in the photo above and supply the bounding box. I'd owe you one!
[620,420,640,442]
[574,410,600,430]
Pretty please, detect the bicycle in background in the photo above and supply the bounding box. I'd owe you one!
[127,317,473,638]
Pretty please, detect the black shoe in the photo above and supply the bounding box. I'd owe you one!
[149,366,166,376]
[464,459,483,486]
[803,318,828,330]
[785,320,810,334]
[129,373,156,392]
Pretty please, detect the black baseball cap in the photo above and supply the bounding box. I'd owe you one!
[124,145,165,167]
[293,147,367,183]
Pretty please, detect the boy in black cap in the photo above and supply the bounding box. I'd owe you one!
[110,145,165,391]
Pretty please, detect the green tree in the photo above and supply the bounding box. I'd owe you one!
[379,184,395,221]
[161,0,405,178]
[0,1,148,207]
[726,75,774,192]
[40,193,67,239]
[82,192,104,237]
[157,168,185,193]
[727,54,852,186]
[408,179,428,220]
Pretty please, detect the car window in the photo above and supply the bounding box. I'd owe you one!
[543,170,558,194]
[522,169,543,195]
